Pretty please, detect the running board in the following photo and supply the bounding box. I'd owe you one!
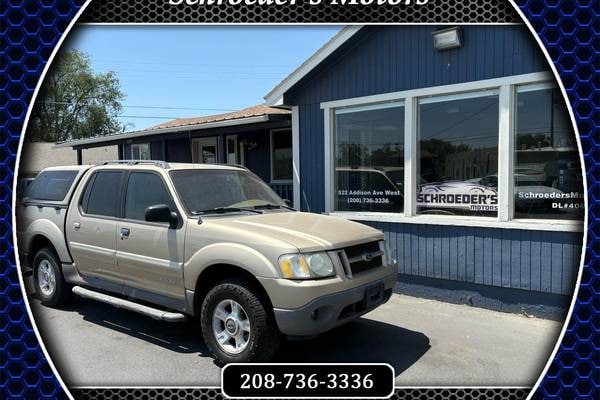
[72,286,187,322]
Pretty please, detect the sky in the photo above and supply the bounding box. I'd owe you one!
[64,26,341,131]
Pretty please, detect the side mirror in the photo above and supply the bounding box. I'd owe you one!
[145,204,179,228]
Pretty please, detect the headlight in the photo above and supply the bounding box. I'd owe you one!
[305,253,335,277]
[278,252,335,279]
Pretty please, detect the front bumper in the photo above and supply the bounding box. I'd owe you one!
[272,273,396,336]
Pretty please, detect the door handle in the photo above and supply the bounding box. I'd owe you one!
[73,222,81,230]
[120,227,130,239]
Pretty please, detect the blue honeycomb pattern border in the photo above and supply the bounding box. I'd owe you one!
[2,1,86,398]
[0,1,597,399]
[514,0,599,398]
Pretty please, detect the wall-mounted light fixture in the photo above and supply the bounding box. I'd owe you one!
[432,27,462,51]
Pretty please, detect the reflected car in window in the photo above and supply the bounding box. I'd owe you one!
[472,173,583,217]
[417,180,498,215]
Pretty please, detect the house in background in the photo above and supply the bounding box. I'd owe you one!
[55,104,294,202]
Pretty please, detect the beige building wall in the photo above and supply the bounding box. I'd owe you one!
[19,142,118,177]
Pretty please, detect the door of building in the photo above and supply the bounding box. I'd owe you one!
[192,137,219,164]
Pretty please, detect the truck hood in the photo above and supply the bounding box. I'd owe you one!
[210,211,383,252]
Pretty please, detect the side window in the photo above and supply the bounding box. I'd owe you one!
[27,170,78,201]
[271,130,293,181]
[83,171,123,217]
[124,172,174,221]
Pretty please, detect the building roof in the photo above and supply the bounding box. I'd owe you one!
[55,104,290,148]
[147,104,289,131]
[264,26,363,105]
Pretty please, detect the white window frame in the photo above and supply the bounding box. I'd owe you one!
[130,143,150,160]
[192,137,219,164]
[292,106,301,209]
[270,128,293,184]
[320,71,582,232]
[327,100,406,215]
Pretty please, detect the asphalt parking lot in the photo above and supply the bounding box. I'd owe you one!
[26,277,561,388]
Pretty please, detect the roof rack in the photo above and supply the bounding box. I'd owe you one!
[97,160,171,168]
[219,163,248,170]
[191,162,249,170]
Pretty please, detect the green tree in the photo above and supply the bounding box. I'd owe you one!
[27,50,125,142]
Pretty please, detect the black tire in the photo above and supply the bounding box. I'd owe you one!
[201,280,281,363]
[33,247,72,307]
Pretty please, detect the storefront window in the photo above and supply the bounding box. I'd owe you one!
[514,85,584,220]
[271,130,293,181]
[417,91,499,216]
[334,103,404,212]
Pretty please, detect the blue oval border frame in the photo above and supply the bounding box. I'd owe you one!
[1,1,597,398]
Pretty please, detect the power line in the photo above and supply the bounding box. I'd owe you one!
[91,59,295,68]
[112,74,280,80]
[123,105,237,111]
[41,101,238,112]
[93,67,288,76]
[119,115,182,119]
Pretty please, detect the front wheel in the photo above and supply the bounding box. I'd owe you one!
[201,280,281,363]
[33,247,72,307]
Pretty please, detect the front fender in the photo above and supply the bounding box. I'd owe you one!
[24,219,71,263]
[183,242,280,290]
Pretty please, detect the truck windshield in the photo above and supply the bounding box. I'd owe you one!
[169,169,287,214]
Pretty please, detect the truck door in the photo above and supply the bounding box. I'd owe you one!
[66,170,124,292]
[115,171,186,310]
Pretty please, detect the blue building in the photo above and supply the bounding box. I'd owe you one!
[60,25,584,305]
[264,25,584,302]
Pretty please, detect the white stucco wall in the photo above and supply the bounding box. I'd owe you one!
[19,142,118,177]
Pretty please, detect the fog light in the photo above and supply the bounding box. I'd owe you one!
[432,27,462,51]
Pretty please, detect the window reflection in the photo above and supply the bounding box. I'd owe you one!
[514,86,584,220]
[272,130,293,181]
[417,92,499,216]
[334,104,404,212]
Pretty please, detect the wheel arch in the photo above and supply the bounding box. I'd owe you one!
[27,234,59,267]
[192,263,274,317]
[24,219,71,266]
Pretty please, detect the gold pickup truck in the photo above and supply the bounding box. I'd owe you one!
[17,161,396,363]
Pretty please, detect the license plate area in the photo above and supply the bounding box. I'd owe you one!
[363,282,384,308]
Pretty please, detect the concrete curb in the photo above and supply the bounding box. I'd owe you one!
[394,273,569,321]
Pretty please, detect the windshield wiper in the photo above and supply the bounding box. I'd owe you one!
[192,207,263,215]
[253,203,295,211]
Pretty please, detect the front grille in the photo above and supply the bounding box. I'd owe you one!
[342,240,383,276]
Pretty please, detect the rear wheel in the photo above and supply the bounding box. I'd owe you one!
[33,247,72,307]
[201,280,280,363]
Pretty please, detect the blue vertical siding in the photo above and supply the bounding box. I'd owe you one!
[238,130,270,183]
[286,26,547,107]
[150,140,163,160]
[298,103,325,212]
[165,138,192,163]
[362,222,582,296]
